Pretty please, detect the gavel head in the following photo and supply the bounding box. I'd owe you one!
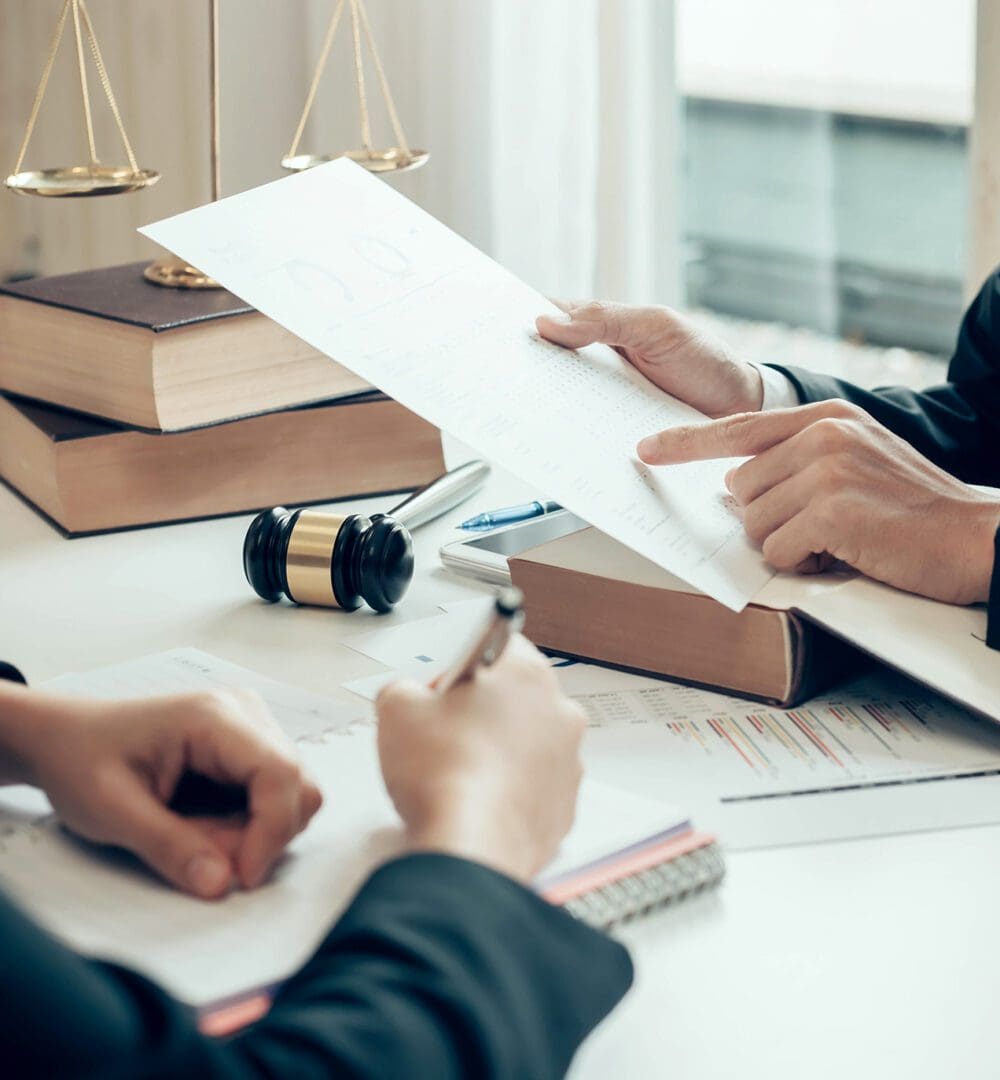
[243,507,414,613]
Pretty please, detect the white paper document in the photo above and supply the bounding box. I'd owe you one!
[343,599,491,669]
[0,650,684,1005]
[140,160,772,611]
[579,669,1000,848]
[45,647,366,741]
[339,600,657,701]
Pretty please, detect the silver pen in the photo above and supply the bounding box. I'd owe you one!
[434,588,525,694]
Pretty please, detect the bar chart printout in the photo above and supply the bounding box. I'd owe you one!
[575,672,1000,804]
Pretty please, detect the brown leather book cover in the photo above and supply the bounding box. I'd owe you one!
[0,262,254,332]
[0,391,444,536]
[0,264,370,430]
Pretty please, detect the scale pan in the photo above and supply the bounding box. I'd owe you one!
[281,147,429,175]
[4,165,160,198]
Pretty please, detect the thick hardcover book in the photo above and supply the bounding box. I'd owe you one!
[511,527,1000,720]
[0,391,444,536]
[510,528,861,707]
[0,263,369,430]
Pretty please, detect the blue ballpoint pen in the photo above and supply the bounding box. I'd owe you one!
[459,500,563,531]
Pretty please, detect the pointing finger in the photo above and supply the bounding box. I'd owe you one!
[636,401,865,465]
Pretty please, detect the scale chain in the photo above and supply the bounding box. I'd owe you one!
[356,0,410,156]
[287,0,347,161]
[12,0,73,176]
[79,0,140,175]
[349,0,373,152]
[70,0,99,165]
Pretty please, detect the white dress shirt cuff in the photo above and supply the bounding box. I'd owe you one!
[750,362,802,411]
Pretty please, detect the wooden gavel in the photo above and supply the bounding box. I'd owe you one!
[242,460,490,613]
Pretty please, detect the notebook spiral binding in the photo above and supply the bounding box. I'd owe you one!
[563,844,725,930]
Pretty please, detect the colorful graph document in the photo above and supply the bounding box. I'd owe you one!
[576,670,1000,848]
[140,160,772,611]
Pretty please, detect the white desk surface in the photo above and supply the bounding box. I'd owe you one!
[2,443,998,1080]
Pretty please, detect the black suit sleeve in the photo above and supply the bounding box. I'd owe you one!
[990,528,1000,652]
[765,267,1000,650]
[767,268,1000,487]
[1,853,632,1080]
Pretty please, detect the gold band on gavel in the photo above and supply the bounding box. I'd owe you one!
[285,511,346,608]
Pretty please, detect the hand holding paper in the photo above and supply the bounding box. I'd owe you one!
[536,299,766,417]
[140,160,772,611]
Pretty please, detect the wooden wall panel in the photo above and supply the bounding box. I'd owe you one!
[0,0,314,279]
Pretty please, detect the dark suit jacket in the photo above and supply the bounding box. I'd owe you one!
[771,270,1000,485]
[0,852,632,1079]
[768,267,1000,646]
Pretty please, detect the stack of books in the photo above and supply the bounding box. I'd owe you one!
[0,263,444,535]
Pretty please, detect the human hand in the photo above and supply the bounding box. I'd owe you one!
[536,300,763,417]
[16,688,321,899]
[376,635,585,883]
[636,400,1000,604]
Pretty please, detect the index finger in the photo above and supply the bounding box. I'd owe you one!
[636,401,861,465]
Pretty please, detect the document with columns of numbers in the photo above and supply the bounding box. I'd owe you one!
[140,159,771,612]
[571,664,1000,848]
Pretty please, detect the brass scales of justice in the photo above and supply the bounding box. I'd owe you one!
[4,0,429,289]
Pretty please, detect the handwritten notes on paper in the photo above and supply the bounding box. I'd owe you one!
[140,160,772,611]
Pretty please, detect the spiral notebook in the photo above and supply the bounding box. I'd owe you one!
[0,649,723,1029]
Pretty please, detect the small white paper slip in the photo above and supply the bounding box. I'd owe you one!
[436,598,496,615]
[341,662,443,702]
[139,160,773,612]
[44,647,366,742]
[342,603,491,669]
[339,603,487,700]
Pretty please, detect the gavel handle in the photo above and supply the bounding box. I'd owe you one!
[387,460,491,531]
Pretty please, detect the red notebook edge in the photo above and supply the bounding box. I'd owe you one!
[195,828,720,1038]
